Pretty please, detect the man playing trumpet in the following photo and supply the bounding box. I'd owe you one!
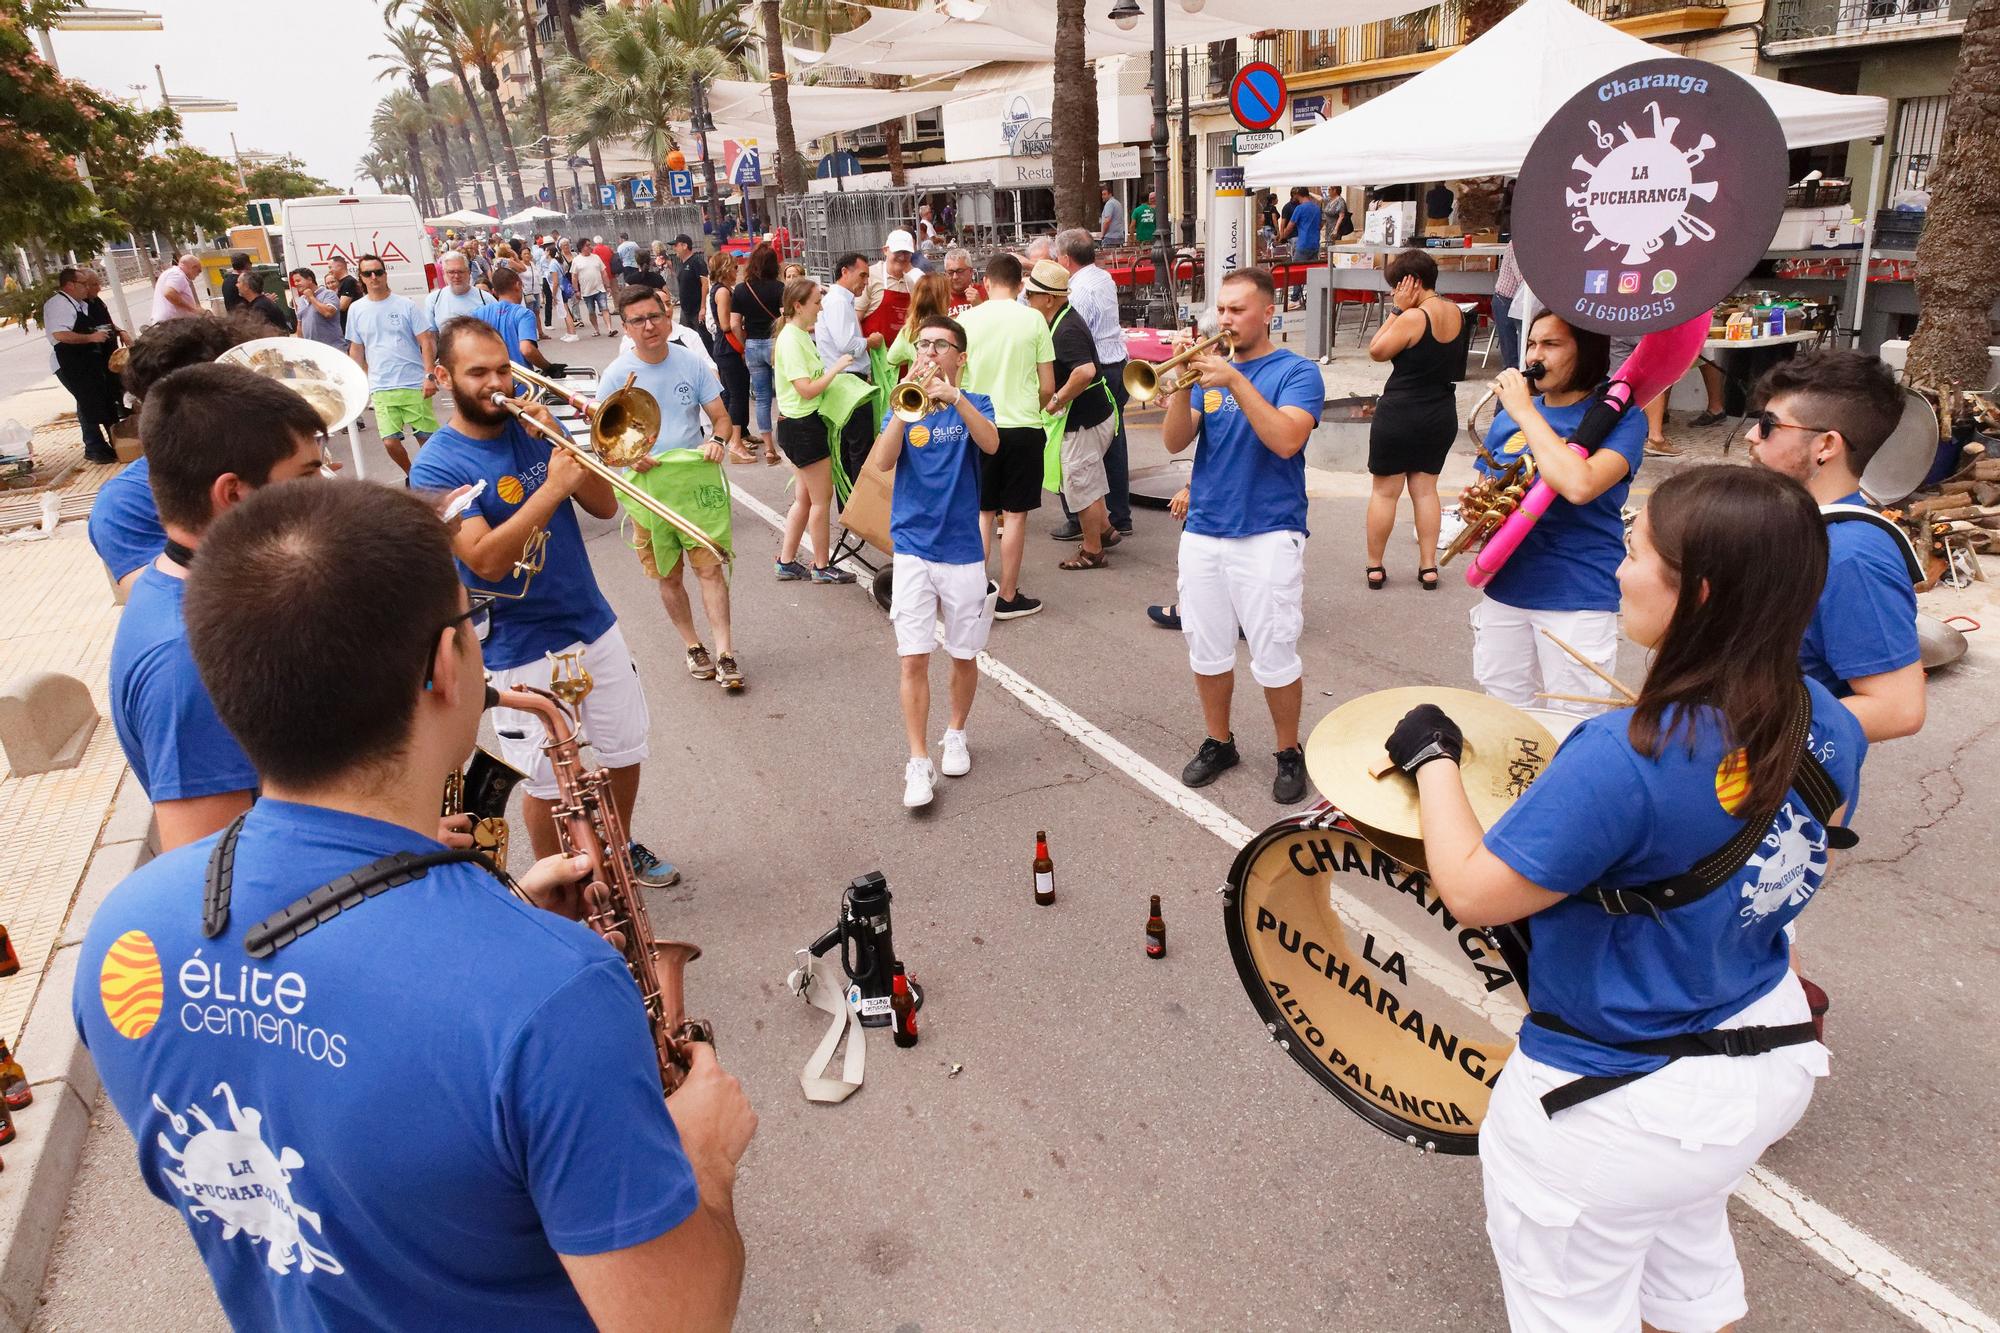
[865,315,1001,809]
[409,317,682,887]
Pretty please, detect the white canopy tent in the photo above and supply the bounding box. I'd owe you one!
[427,208,498,228]
[1241,0,1887,188]
[500,205,566,226]
[686,77,968,149]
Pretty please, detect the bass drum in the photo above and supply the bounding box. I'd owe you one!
[1222,805,1529,1155]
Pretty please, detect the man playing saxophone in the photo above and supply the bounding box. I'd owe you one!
[74,478,755,1331]
[410,317,683,888]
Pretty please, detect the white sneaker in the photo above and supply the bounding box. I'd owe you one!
[560,333,579,343]
[940,729,971,777]
[902,757,936,808]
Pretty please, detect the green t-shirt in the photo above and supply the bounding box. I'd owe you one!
[956,299,1055,429]
[773,322,825,420]
[886,327,916,371]
[1132,202,1157,243]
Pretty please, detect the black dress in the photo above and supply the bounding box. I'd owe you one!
[1368,304,1464,477]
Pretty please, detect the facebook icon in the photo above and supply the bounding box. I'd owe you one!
[1584,270,1610,295]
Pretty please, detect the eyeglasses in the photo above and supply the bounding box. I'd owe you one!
[625,313,666,326]
[1749,411,1830,439]
[359,268,387,278]
[424,592,495,687]
[915,337,961,354]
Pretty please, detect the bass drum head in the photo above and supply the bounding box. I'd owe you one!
[1862,390,1940,506]
[1222,811,1526,1155]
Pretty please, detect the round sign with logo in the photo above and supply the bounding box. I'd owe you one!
[1228,62,1288,133]
[1511,58,1786,337]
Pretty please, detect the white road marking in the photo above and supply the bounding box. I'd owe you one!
[730,486,1995,1333]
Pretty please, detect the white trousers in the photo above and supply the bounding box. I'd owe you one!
[1177,529,1306,688]
[488,623,651,800]
[1471,598,1622,718]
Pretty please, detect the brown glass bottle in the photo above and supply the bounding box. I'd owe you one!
[0,924,18,978]
[1033,831,1055,906]
[0,1041,30,1111]
[1145,895,1167,959]
[890,964,918,1048]
[0,1095,15,1148]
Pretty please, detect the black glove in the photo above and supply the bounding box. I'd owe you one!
[1386,705,1464,775]
[541,362,571,379]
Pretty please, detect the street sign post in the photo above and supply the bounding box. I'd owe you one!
[1228,63,1288,133]
[1232,130,1284,155]
[666,170,694,198]
[538,186,553,204]
[597,184,616,208]
[630,177,657,204]
[725,139,762,187]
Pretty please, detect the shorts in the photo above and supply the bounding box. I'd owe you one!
[487,623,650,800]
[776,414,829,467]
[981,425,1045,514]
[633,526,724,579]
[891,553,993,659]
[1479,976,1824,1333]
[372,387,439,440]
[1177,529,1306,687]
[1470,598,1620,716]
[1059,416,1116,510]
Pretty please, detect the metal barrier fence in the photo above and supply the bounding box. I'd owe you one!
[782,189,921,280]
[549,204,710,250]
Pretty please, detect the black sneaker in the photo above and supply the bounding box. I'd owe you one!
[1112,520,1134,536]
[993,592,1043,620]
[84,449,118,465]
[1048,522,1083,542]
[1181,735,1240,788]
[1273,747,1308,804]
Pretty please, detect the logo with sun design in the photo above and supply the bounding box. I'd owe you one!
[495,474,525,506]
[100,929,164,1040]
[1202,389,1224,414]
[1714,749,1751,815]
[907,425,930,448]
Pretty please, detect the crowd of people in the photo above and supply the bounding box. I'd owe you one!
[52,178,1936,1330]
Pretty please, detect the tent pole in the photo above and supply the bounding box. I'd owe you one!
[1848,134,1888,354]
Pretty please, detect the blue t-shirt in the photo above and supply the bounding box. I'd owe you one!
[1477,396,1647,612]
[89,457,165,581]
[1291,199,1323,256]
[601,347,724,456]
[73,800,696,1331]
[109,566,258,802]
[1804,493,1920,695]
[1185,348,1325,540]
[474,300,541,359]
[882,391,993,565]
[1484,678,1865,1079]
[343,295,433,392]
[407,421,616,671]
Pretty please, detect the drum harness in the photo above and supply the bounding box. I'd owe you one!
[1520,685,1857,1118]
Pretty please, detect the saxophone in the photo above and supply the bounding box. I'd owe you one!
[496,684,712,1095]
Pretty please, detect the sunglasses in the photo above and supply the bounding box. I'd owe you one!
[359,268,387,278]
[424,593,496,688]
[1749,411,1830,439]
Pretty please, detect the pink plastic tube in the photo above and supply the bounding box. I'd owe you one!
[1466,312,1710,590]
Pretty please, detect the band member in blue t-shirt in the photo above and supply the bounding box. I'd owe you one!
[409,318,679,888]
[865,314,1000,810]
[1386,466,1862,1333]
[77,479,754,1330]
[1471,312,1648,717]
[1161,268,1325,804]
[1747,349,1925,743]
[108,364,326,850]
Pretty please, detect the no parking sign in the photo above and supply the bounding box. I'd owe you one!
[1229,63,1287,133]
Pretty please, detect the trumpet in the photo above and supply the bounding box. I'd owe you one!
[490,364,725,562]
[1124,330,1232,404]
[890,373,942,423]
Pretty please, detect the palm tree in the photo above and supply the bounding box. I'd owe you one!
[1909,0,2000,390]
[430,83,490,212]
[552,3,735,192]
[376,22,462,210]
[390,0,516,209]
[357,149,400,194]
[516,0,557,210]
[651,0,752,221]
[375,89,437,214]
[760,0,804,203]
[546,0,608,195]
[442,0,526,204]
[1051,0,1094,228]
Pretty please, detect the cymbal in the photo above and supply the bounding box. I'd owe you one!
[1304,687,1560,868]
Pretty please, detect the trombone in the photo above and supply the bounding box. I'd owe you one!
[492,364,726,562]
[1124,330,1232,404]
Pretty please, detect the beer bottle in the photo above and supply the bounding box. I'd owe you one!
[0,1096,15,1148]
[890,964,918,1048]
[0,924,18,978]
[1146,895,1167,959]
[1033,831,1055,906]
[0,1041,30,1111]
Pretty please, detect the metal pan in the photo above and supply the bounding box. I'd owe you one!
[1917,614,1977,672]
[1862,389,1940,506]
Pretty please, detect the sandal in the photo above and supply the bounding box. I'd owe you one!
[1366,565,1387,590]
[1059,547,1109,571]
[1099,528,1122,549]
[1418,566,1440,591]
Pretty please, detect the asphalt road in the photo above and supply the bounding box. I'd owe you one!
[34,334,1997,1332]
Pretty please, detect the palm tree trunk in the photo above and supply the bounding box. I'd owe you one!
[1053,0,1091,229]
[761,0,804,203]
[551,0,608,193]
[460,128,491,211]
[412,72,464,211]
[520,0,556,207]
[404,134,435,215]
[1908,0,1999,390]
[481,67,526,204]
[454,65,504,208]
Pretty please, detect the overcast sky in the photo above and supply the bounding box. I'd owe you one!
[46,0,394,190]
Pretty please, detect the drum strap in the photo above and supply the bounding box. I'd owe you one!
[1527,1011,1822,1116]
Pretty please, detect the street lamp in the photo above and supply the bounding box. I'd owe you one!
[1108,0,1205,323]
[690,78,724,237]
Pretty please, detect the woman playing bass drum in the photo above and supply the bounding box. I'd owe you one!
[1469,312,1649,717]
[1382,465,1863,1333]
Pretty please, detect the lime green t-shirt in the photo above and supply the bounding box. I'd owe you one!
[956,299,1055,429]
[886,327,916,371]
[773,322,826,420]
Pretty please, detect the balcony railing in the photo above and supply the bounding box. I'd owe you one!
[1767,0,1971,45]
[1298,0,1726,71]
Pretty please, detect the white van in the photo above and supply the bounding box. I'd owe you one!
[283,195,436,302]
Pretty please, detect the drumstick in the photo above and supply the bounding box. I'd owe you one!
[1538,629,1638,702]
[1535,691,1615,707]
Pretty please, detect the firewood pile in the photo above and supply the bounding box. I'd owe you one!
[1890,393,1999,592]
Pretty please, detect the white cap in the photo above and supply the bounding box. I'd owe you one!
[884,229,916,255]
[594,235,605,243]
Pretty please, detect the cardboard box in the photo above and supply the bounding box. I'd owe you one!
[111,419,141,464]
[839,461,895,555]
